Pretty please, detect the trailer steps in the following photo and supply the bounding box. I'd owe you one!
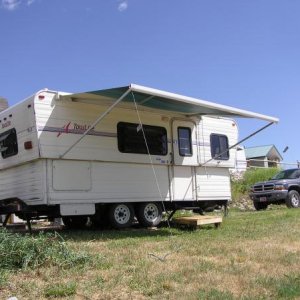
[173,215,222,229]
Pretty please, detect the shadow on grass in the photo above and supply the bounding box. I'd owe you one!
[2,219,221,242]
[59,221,222,242]
[56,221,220,242]
[54,220,178,242]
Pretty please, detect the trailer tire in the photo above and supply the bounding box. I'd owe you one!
[286,190,300,208]
[62,216,88,229]
[109,203,134,229]
[136,202,163,227]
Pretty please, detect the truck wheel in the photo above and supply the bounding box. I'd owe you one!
[253,202,268,211]
[62,216,88,229]
[286,190,300,208]
[109,203,134,229]
[137,202,163,227]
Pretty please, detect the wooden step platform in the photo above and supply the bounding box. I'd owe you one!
[173,215,222,229]
[5,223,26,230]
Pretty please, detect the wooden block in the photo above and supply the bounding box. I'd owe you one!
[6,223,26,230]
[173,215,222,227]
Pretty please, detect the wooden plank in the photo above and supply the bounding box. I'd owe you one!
[173,215,222,227]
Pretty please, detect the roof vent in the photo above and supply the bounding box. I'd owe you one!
[0,97,9,112]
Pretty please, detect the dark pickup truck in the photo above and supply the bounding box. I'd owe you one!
[249,168,300,210]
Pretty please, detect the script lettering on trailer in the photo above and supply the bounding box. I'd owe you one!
[57,122,91,137]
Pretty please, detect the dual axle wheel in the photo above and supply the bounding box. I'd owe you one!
[63,202,163,229]
[109,202,163,229]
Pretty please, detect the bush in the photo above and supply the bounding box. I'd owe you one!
[0,229,91,270]
[231,168,279,200]
[243,168,280,186]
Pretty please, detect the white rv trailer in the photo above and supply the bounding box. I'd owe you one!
[0,84,278,228]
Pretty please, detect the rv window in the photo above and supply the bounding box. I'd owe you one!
[0,128,18,159]
[210,134,229,160]
[117,122,167,155]
[178,127,192,156]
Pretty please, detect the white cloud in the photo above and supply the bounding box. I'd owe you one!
[27,0,35,6]
[118,1,128,12]
[2,0,21,10]
[1,0,37,10]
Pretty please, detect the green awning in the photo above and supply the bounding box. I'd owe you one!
[59,84,279,123]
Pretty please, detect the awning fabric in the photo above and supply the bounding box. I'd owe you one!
[59,84,279,123]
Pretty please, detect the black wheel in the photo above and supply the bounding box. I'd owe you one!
[62,216,88,229]
[108,203,134,229]
[286,190,300,208]
[136,202,163,227]
[253,202,268,211]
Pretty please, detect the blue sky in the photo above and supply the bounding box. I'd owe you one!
[1,0,299,165]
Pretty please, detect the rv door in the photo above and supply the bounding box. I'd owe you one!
[171,120,198,201]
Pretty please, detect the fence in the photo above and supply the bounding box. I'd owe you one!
[234,159,300,172]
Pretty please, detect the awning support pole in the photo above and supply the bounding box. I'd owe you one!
[201,121,275,166]
[59,87,132,159]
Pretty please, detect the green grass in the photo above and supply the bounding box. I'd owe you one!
[0,230,92,271]
[256,274,300,299]
[0,229,95,292]
[1,208,300,299]
[0,269,8,287]
[276,274,300,299]
[44,282,77,298]
[231,167,279,200]
[198,288,234,300]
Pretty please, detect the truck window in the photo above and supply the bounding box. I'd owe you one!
[0,128,18,158]
[210,134,229,160]
[178,127,192,157]
[117,122,167,155]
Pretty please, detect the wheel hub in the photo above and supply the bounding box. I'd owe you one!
[291,195,299,206]
[114,205,130,224]
[144,204,158,221]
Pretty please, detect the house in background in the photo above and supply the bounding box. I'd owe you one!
[245,145,283,168]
